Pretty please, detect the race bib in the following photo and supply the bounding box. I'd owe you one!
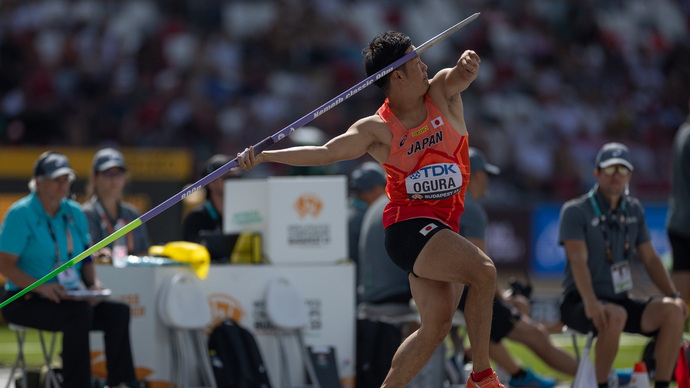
[611,260,633,294]
[405,163,463,200]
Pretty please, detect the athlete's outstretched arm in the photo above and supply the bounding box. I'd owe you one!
[237,117,380,170]
[433,50,480,98]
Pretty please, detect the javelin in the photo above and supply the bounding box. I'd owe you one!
[0,12,480,308]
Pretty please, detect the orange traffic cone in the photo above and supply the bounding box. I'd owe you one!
[628,361,651,388]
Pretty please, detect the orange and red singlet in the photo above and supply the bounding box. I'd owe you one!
[379,94,470,233]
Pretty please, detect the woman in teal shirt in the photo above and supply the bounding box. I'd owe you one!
[0,152,137,388]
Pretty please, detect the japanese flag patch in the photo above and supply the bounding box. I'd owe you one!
[431,116,444,128]
[419,223,438,236]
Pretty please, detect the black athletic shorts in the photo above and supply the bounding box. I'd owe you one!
[384,217,451,276]
[669,231,690,271]
[457,285,521,342]
[560,292,655,336]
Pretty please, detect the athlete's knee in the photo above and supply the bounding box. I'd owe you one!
[427,323,452,346]
[473,258,496,286]
[420,315,453,345]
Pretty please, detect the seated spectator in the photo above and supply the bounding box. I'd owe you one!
[181,154,240,262]
[0,151,137,388]
[559,143,688,388]
[348,161,387,265]
[82,148,151,261]
[456,148,578,387]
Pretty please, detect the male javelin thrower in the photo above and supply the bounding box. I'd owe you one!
[238,31,502,388]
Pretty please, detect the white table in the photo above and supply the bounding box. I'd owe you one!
[89,262,356,388]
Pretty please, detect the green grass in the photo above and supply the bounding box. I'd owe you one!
[0,324,63,368]
[449,328,690,386]
[503,333,648,382]
[503,332,690,386]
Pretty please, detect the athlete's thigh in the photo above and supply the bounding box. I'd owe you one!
[410,274,463,324]
[413,229,492,284]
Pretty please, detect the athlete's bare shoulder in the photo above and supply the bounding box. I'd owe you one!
[351,114,392,163]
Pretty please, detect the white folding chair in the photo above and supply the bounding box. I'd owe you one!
[264,276,321,388]
[6,323,60,388]
[158,273,217,388]
[562,326,597,388]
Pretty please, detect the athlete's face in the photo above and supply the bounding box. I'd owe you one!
[403,46,429,91]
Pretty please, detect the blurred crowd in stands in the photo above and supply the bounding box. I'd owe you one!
[0,0,689,204]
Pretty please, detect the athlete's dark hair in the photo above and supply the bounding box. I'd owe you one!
[363,31,412,94]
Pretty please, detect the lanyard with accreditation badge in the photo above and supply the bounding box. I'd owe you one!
[95,199,134,253]
[588,187,632,293]
[47,214,81,289]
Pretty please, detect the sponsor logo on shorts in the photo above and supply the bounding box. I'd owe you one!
[419,223,438,236]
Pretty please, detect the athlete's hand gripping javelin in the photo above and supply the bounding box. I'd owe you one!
[237,146,263,170]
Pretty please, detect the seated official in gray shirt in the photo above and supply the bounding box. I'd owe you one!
[558,142,687,388]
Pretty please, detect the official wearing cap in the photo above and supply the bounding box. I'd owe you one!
[0,151,137,388]
[82,148,150,258]
[558,143,687,388]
